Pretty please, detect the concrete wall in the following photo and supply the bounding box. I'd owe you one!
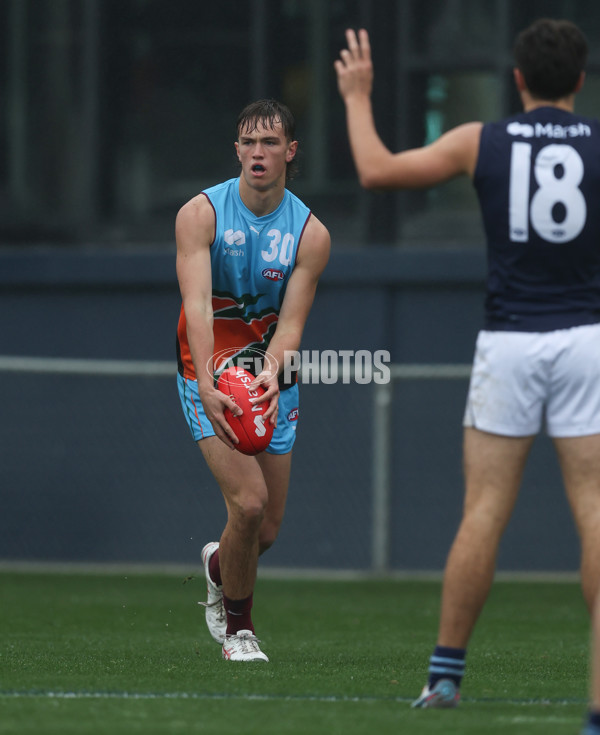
[0,248,579,572]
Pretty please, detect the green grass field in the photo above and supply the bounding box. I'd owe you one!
[0,570,591,734]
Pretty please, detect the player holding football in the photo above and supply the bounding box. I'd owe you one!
[336,19,600,706]
[176,99,330,661]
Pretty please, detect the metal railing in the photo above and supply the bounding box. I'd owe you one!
[0,355,471,571]
[371,364,472,572]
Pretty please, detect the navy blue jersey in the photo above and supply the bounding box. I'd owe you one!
[473,106,600,331]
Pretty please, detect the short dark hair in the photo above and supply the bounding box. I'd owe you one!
[514,18,588,101]
[236,99,298,180]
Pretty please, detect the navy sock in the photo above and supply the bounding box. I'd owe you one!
[428,645,466,688]
[587,711,600,732]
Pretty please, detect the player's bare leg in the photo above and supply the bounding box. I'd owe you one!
[199,437,268,600]
[555,434,600,611]
[198,438,292,662]
[413,429,535,707]
[437,428,535,648]
[256,450,292,553]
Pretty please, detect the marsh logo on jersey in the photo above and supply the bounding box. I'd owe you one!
[507,121,591,139]
[224,229,246,246]
[262,268,285,281]
[507,122,535,138]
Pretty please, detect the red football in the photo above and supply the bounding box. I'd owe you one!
[217,366,274,455]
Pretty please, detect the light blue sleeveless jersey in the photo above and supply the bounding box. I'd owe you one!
[177,177,312,380]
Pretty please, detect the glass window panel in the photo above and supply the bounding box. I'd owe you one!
[398,70,501,246]
[104,1,253,233]
[3,0,600,248]
[409,0,499,61]
[575,73,600,118]
[510,1,599,40]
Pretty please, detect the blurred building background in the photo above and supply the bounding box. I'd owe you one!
[1,0,597,571]
[3,0,600,249]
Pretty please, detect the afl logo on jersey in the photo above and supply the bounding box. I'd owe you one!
[287,408,299,422]
[262,268,285,281]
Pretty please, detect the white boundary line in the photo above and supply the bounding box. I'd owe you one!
[0,690,587,706]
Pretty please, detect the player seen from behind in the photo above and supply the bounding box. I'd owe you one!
[336,18,600,709]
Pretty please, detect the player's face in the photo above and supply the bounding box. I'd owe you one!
[235,119,297,191]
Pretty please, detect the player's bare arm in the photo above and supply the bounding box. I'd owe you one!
[249,214,331,420]
[176,195,241,449]
[335,28,482,190]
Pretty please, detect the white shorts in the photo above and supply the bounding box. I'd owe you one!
[463,323,600,438]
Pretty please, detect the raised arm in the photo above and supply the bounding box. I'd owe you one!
[335,28,482,190]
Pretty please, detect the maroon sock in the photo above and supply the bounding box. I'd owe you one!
[223,593,254,635]
[208,549,222,587]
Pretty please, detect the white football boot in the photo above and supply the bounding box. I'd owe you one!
[222,630,269,662]
[411,678,460,708]
[198,542,226,644]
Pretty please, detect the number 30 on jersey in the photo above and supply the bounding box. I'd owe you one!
[261,229,294,266]
[509,142,587,244]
